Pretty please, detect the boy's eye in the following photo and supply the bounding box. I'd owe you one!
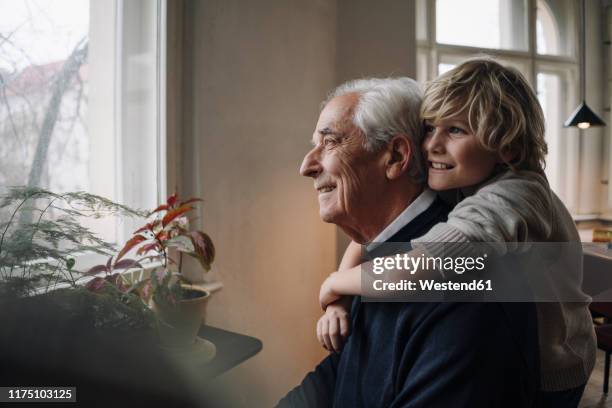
[448,126,466,135]
[424,124,435,134]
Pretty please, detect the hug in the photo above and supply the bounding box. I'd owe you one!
[278,58,595,408]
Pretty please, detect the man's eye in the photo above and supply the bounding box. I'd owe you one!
[323,137,337,146]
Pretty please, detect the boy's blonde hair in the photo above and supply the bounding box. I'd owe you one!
[422,58,547,172]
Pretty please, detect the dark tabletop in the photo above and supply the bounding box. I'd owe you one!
[197,325,263,380]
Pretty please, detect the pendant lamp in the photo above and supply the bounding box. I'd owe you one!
[564,0,606,129]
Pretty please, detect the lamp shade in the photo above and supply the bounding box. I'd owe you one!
[563,101,606,129]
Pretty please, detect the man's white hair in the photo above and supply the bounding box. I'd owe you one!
[324,77,425,182]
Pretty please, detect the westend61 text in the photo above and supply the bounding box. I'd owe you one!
[373,279,493,292]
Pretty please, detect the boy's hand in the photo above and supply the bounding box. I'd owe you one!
[319,272,341,310]
[316,299,352,353]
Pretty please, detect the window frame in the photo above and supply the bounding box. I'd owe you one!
[81,0,168,271]
[36,0,168,291]
[417,0,583,213]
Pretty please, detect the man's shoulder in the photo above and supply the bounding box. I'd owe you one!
[389,197,451,243]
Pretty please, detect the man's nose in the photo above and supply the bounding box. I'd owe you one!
[300,147,322,178]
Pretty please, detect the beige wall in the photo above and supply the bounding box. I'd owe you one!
[334,0,416,264]
[578,0,605,215]
[178,0,416,405]
[336,0,416,83]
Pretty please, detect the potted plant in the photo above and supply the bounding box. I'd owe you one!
[0,187,216,350]
[86,193,216,348]
[0,186,155,331]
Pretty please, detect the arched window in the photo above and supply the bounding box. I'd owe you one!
[536,0,560,55]
[416,0,581,211]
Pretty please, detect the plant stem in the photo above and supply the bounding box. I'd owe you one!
[0,192,41,254]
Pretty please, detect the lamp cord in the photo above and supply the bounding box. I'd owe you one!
[581,0,586,102]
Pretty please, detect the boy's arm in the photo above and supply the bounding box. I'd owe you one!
[412,171,554,258]
[317,298,352,352]
[316,241,361,352]
[320,172,556,305]
[338,240,363,270]
[320,247,437,308]
[321,240,364,305]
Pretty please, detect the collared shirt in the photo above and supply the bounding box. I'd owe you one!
[366,188,437,251]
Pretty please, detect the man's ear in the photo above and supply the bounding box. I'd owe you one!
[385,135,412,180]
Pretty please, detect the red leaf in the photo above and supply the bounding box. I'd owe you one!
[167,193,178,208]
[106,273,127,292]
[85,277,106,292]
[113,259,143,270]
[190,230,215,271]
[162,204,194,227]
[129,279,154,301]
[155,230,169,242]
[135,255,163,264]
[85,264,108,276]
[179,197,203,206]
[134,223,153,234]
[137,242,160,255]
[141,279,153,300]
[116,235,146,262]
[106,256,112,270]
[150,204,169,214]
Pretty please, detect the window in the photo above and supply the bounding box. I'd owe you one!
[417,0,580,210]
[0,0,167,262]
[436,0,528,51]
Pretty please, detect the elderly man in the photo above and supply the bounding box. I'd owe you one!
[277,78,539,408]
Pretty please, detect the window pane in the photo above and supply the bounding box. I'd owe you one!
[417,49,430,83]
[436,55,530,81]
[416,0,428,41]
[0,0,162,246]
[537,72,562,193]
[436,0,528,51]
[536,0,576,57]
[438,63,455,75]
[0,0,90,193]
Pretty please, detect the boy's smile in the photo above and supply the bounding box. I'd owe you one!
[423,117,498,191]
[429,162,454,170]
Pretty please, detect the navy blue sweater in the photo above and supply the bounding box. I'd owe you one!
[278,198,539,408]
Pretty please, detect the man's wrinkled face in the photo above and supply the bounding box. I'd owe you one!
[300,93,386,232]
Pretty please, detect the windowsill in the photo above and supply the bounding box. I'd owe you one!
[33,259,223,297]
[572,213,602,222]
[30,256,165,296]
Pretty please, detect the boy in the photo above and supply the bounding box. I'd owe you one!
[318,59,595,407]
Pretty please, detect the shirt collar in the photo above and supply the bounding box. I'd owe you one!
[366,188,437,250]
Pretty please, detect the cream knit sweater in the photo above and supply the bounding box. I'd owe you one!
[412,170,596,391]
